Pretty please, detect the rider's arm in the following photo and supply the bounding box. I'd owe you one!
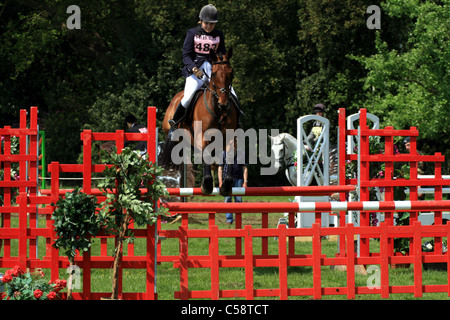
[182,28,197,73]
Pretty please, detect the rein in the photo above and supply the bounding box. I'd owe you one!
[202,60,233,129]
[274,140,295,169]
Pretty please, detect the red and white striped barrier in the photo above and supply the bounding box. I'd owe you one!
[161,200,450,213]
[165,185,355,197]
[41,185,355,197]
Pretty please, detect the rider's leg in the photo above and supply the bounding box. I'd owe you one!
[168,102,185,130]
[169,61,214,130]
[168,75,201,130]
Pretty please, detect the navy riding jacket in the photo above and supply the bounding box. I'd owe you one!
[181,26,226,78]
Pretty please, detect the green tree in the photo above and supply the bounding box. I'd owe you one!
[354,0,449,168]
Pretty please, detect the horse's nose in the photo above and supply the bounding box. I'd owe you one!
[218,103,228,110]
[273,161,281,170]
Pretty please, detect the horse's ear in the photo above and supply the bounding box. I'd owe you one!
[226,46,233,60]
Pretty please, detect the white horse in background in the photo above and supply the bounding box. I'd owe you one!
[270,133,298,186]
[270,133,339,186]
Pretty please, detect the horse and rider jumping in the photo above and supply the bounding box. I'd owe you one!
[161,4,243,197]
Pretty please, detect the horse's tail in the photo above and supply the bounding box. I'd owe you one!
[159,135,178,168]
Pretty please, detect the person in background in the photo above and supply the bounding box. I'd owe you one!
[218,148,248,225]
[125,114,148,157]
[306,103,326,148]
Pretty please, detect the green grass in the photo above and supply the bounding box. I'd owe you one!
[1,195,450,300]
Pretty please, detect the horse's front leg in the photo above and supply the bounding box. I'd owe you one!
[196,136,214,195]
[219,163,234,197]
[201,163,214,195]
[219,135,235,197]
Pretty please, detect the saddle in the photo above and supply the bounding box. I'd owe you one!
[183,87,244,127]
[183,88,205,126]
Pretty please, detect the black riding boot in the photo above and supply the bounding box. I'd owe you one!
[168,102,185,130]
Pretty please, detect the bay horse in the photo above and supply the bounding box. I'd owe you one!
[161,48,238,196]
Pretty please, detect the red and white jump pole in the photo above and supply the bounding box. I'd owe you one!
[41,185,355,197]
[161,200,450,213]
[165,185,355,197]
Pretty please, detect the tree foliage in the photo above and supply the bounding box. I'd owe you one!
[52,187,101,260]
[1,0,448,181]
[354,0,449,162]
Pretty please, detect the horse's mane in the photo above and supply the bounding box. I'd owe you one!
[276,133,297,149]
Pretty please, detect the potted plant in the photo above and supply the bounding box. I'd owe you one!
[1,265,66,300]
[52,187,102,299]
[98,148,167,300]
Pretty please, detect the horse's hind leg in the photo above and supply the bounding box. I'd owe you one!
[201,164,214,195]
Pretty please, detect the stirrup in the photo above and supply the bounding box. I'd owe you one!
[168,119,178,130]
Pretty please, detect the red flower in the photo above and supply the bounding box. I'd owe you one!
[1,272,13,283]
[34,289,43,299]
[46,291,57,300]
[53,279,67,291]
[11,265,24,277]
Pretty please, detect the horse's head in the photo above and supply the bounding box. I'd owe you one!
[270,134,285,171]
[270,133,297,171]
[209,47,234,111]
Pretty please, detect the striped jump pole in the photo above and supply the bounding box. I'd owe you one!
[161,200,450,213]
[165,185,355,197]
[41,185,355,197]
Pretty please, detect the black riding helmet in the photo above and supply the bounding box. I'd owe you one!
[199,4,218,23]
[313,103,326,113]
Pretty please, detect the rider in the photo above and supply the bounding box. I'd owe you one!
[168,4,239,131]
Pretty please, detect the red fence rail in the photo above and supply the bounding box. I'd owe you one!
[338,108,449,260]
[168,221,450,299]
[2,106,450,300]
[1,107,40,268]
[1,107,158,300]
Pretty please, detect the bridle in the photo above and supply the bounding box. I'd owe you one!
[273,139,295,169]
[203,60,234,127]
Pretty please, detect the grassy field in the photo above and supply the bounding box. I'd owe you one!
[1,194,449,300]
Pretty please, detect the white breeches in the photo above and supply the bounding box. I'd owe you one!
[181,61,237,108]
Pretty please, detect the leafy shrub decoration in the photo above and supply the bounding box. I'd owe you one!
[52,187,102,299]
[97,147,168,299]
